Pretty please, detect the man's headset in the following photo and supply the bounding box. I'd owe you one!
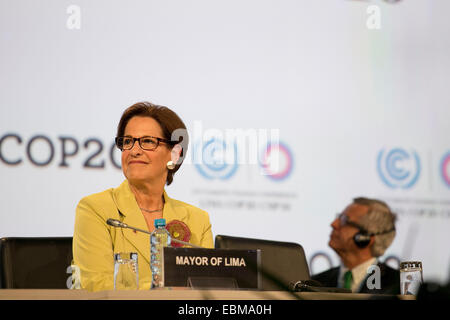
[338,213,396,248]
[351,222,396,248]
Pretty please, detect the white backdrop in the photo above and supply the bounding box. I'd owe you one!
[1,0,450,283]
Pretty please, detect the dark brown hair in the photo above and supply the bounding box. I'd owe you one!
[117,101,188,185]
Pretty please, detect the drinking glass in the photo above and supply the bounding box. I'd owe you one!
[400,261,423,295]
[114,252,139,290]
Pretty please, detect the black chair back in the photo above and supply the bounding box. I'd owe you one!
[215,234,310,291]
[0,237,73,289]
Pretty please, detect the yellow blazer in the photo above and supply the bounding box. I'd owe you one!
[73,180,214,291]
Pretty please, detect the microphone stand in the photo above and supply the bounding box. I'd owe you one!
[107,218,203,249]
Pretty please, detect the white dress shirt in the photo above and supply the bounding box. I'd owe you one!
[338,258,377,292]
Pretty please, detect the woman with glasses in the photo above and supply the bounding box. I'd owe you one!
[73,102,214,291]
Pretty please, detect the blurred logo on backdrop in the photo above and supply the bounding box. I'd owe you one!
[259,142,293,181]
[190,122,283,181]
[193,138,239,180]
[377,148,421,189]
[441,152,450,188]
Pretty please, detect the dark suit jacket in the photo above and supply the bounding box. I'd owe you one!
[312,262,400,294]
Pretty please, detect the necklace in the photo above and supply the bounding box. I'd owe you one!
[140,207,163,213]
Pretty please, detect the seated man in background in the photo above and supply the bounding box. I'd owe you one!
[312,197,400,294]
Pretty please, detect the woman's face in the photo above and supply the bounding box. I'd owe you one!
[121,116,172,185]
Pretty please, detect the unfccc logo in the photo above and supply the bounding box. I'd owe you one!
[377,148,421,189]
[193,138,239,180]
[260,142,293,181]
[441,152,450,188]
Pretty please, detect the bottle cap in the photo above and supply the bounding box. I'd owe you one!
[400,261,422,271]
[154,218,166,227]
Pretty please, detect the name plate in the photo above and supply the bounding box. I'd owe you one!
[163,247,261,289]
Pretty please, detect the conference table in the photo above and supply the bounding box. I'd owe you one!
[0,288,414,300]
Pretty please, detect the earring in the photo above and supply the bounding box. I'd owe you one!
[167,160,176,170]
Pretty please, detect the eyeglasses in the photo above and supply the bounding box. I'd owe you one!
[115,136,174,151]
[335,213,366,231]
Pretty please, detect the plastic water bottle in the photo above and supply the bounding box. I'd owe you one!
[150,218,171,289]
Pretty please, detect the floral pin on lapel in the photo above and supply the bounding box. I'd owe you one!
[166,220,191,247]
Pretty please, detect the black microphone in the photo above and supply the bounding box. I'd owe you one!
[289,279,322,291]
[289,279,351,293]
[107,218,128,228]
[106,218,203,249]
